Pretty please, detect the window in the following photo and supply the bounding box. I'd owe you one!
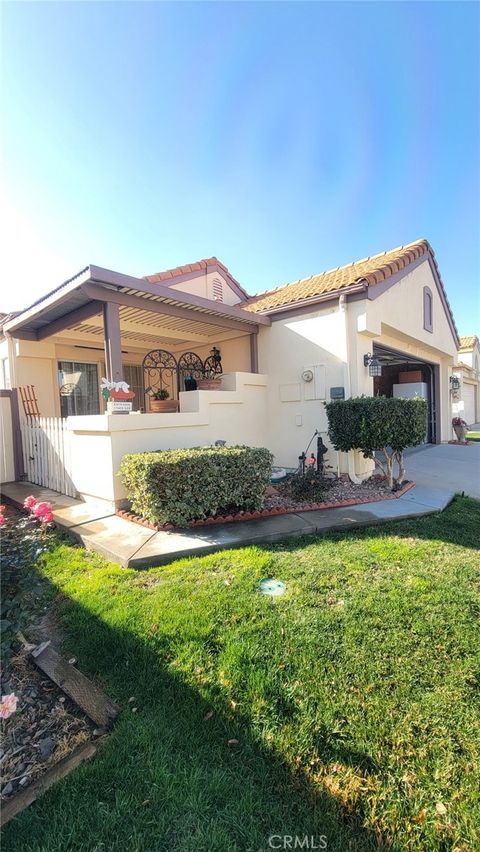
[0,357,11,389]
[124,364,145,411]
[58,361,100,416]
[423,286,433,332]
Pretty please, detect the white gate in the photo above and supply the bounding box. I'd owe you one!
[20,417,76,497]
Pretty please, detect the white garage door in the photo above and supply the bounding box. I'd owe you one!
[463,383,476,426]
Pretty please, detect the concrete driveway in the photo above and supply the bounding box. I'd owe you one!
[404,442,480,500]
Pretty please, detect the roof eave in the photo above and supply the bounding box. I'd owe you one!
[246,281,368,317]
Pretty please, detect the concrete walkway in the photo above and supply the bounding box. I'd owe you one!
[1,478,455,569]
[403,441,480,500]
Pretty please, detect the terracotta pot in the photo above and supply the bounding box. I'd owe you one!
[197,378,222,390]
[149,398,179,413]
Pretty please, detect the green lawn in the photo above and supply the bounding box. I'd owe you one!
[3,497,480,851]
[466,431,480,442]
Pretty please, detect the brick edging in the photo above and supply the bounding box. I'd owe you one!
[117,480,416,532]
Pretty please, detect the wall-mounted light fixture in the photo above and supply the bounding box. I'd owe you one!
[449,375,461,391]
[210,346,222,365]
[363,353,382,377]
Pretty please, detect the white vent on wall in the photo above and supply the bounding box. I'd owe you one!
[212,278,224,302]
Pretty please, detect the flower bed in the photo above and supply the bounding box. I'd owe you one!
[1,650,95,803]
[117,476,415,531]
[0,502,96,810]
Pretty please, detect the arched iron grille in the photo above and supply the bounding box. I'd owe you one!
[143,350,178,401]
[141,348,223,402]
[177,352,204,392]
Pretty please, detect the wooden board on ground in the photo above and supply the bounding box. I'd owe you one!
[0,741,98,827]
[31,645,120,728]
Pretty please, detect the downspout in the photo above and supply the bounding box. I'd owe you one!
[338,293,363,484]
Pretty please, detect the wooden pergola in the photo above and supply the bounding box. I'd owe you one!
[4,265,270,382]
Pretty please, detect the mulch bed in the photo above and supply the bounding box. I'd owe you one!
[1,650,97,803]
[117,476,415,532]
[0,502,118,821]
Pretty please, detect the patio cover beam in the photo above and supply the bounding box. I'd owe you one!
[82,282,260,335]
[250,333,259,373]
[36,301,103,341]
[87,265,271,327]
[103,302,123,384]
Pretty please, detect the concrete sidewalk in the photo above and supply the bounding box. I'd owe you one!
[1,479,455,569]
[403,441,480,500]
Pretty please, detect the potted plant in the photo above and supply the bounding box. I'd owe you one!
[452,416,468,442]
[149,388,179,413]
[197,374,222,390]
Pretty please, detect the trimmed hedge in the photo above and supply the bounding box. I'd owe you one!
[324,396,428,488]
[325,396,428,453]
[119,445,273,526]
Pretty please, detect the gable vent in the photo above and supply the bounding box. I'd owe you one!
[212,278,224,302]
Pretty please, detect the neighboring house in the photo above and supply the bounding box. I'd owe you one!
[452,335,480,426]
[0,239,462,506]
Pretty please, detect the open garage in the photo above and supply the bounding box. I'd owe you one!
[372,344,439,443]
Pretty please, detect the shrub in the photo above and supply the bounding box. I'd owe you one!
[282,471,331,503]
[324,396,428,489]
[119,445,274,526]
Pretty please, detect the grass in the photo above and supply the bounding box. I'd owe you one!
[3,497,480,851]
[466,431,480,442]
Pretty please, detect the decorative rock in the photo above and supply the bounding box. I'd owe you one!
[38,737,55,759]
[2,782,14,796]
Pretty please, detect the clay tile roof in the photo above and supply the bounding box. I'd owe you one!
[459,335,478,352]
[243,239,431,313]
[144,258,218,284]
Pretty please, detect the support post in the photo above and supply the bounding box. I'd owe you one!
[103,302,123,384]
[249,333,259,373]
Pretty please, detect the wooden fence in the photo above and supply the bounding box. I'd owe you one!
[20,417,76,497]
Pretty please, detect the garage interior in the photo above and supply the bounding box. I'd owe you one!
[372,344,438,443]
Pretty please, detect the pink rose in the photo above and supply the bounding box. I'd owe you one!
[0,504,6,513]
[0,515,6,526]
[40,511,54,524]
[0,693,18,720]
[23,495,38,510]
[33,501,52,519]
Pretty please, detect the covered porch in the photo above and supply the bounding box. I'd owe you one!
[4,264,269,417]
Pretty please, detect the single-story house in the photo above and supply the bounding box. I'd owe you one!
[0,238,462,507]
[451,335,480,427]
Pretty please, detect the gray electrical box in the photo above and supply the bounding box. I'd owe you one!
[330,386,345,399]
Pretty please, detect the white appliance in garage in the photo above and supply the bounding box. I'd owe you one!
[393,382,430,443]
[393,381,429,401]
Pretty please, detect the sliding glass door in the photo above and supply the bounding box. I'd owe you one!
[58,361,100,417]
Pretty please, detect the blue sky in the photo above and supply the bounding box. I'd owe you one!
[2,1,479,334]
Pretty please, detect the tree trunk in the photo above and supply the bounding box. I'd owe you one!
[384,449,394,489]
[394,451,406,488]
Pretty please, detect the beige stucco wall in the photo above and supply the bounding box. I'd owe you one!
[0,396,15,483]
[257,305,352,471]
[67,372,268,506]
[168,270,243,305]
[346,260,457,442]
[256,304,373,476]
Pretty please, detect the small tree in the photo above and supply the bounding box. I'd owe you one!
[324,396,428,489]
